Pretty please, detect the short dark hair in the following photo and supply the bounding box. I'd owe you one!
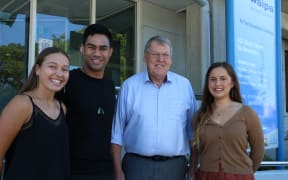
[82,23,113,47]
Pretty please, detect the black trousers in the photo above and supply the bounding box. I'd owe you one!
[71,174,113,180]
[122,153,187,180]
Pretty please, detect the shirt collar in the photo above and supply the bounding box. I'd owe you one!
[144,70,171,83]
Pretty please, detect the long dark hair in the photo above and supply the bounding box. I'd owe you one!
[193,62,242,149]
[19,47,69,94]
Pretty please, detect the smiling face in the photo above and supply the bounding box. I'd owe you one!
[81,34,113,78]
[144,41,172,84]
[208,67,234,101]
[36,53,69,92]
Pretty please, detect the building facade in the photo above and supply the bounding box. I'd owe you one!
[1,0,288,159]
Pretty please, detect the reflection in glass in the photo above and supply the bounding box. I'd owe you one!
[36,13,86,64]
[99,4,135,87]
[0,0,136,111]
[37,0,90,67]
[0,1,29,111]
[36,0,136,88]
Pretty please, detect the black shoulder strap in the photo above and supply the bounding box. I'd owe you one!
[21,94,35,106]
[14,94,35,130]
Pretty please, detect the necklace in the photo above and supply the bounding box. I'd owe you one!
[34,96,55,110]
[213,111,223,124]
[213,102,241,125]
[214,118,221,124]
[34,96,61,119]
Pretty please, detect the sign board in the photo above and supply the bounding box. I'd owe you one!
[226,0,278,149]
[38,38,53,53]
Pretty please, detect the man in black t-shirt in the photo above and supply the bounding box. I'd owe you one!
[58,23,116,180]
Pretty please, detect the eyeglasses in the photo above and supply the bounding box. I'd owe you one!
[148,51,171,59]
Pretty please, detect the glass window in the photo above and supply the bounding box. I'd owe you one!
[98,3,135,87]
[37,0,90,67]
[0,0,136,111]
[0,0,29,110]
[36,0,136,88]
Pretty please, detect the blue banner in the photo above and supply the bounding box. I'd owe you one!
[226,0,278,149]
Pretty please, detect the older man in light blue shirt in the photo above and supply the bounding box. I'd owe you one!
[111,35,197,180]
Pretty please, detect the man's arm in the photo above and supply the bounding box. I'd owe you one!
[186,141,199,180]
[111,143,125,180]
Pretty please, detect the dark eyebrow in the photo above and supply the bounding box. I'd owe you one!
[46,61,57,65]
[86,43,110,48]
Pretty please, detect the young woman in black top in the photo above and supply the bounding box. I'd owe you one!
[0,47,70,180]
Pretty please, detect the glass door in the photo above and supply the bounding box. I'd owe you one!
[36,0,90,67]
[36,0,136,88]
[0,0,30,110]
[97,2,136,87]
[0,0,136,111]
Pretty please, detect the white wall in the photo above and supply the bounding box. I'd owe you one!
[210,0,226,62]
[186,4,203,95]
[139,1,186,77]
[282,13,288,39]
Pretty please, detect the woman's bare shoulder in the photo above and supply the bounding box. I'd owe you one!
[0,94,33,124]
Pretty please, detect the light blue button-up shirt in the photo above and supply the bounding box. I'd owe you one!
[111,71,197,156]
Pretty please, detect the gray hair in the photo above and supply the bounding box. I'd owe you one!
[144,35,173,56]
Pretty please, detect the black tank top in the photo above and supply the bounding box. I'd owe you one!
[4,95,70,180]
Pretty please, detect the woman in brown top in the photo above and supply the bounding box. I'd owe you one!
[187,62,264,180]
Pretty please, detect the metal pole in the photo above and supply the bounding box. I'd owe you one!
[275,0,285,169]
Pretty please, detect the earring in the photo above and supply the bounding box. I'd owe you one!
[36,74,39,88]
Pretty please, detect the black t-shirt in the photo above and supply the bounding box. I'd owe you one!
[58,69,116,175]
